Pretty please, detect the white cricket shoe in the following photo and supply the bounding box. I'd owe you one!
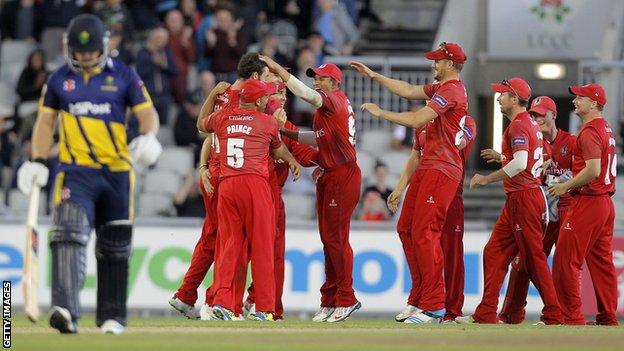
[243,300,256,320]
[395,305,421,322]
[200,304,214,320]
[168,296,199,319]
[326,301,362,323]
[312,307,335,322]
[441,319,458,324]
[101,319,124,334]
[403,309,444,324]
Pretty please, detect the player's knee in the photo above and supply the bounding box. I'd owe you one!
[50,201,91,245]
[96,221,133,261]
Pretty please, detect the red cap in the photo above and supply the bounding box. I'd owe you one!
[240,80,279,103]
[424,42,466,64]
[569,83,606,106]
[306,63,342,83]
[490,77,532,100]
[529,96,557,116]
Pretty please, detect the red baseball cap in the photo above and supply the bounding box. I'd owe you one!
[569,83,606,106]
[306,63,342,83]
[240,80,279,103]
[529,96,557,116]
[490,77,532,100]
[424,42,466,64]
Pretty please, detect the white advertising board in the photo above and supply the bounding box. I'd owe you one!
[0,224,553,315]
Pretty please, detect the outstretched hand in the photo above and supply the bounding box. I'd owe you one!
[480,149,502,164]
[350,61,376,79]
[361,103,383,117]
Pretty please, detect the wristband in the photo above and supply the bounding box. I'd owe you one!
[32,157,47,166]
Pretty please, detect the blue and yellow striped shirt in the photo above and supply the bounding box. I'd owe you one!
[40,58,153,172]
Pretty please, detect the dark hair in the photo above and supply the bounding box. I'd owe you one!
[374,160,388,170]
[214,3,236,17]
[28,48,46,69]
[597,104,604,111]
[237,52,267,79]
[518,98,529,107]
[452,62,463,72]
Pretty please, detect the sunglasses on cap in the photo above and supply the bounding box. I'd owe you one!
[500,79,520,98]
[438,42,454,59]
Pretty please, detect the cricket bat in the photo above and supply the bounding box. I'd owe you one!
[23,185,41,323]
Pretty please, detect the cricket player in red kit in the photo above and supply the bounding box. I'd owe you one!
[548,83,618,326]
[168,53,270,319]
[358,42,469,323]
[460,78,563,325]
[259,56,362,323]
[499,96,576,324]
[243,81,320,320]
[388,115,476,323]
[198,79,301,321]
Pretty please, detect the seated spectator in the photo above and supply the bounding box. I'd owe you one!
[136,27,177,125]
[14,48,47,137]
[358,191,390,221]
[16,48,47,103]
[306,31,338,67]
[314,0,359,55]
[0,0,41,42]
[165,9,196,104]
[204,4,247,82]
[174,70,215,160]
[173,171,206,217]
[363,161,393,202]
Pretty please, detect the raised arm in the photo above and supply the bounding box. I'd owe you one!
[260,55,323,108]
[350,61,429,100]
[197,81,231,131]
[361,103,438,129]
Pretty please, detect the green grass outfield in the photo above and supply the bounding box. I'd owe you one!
[10,315,624,351]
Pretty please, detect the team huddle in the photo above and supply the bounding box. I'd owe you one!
[16,15,618,334]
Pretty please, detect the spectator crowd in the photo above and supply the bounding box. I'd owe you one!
[0,0,399,220]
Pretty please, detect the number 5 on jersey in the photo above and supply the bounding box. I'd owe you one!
[227,138,245,168]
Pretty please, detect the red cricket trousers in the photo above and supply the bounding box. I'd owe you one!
[552,195,618,325]
[175,177,219,306]
[245,184,287,319]
[499,202,569,324]
[397,169,459,312]
[441,194,465,320]
[473,187,563,324]
[211,175,276,313]
[317,162,361,308]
